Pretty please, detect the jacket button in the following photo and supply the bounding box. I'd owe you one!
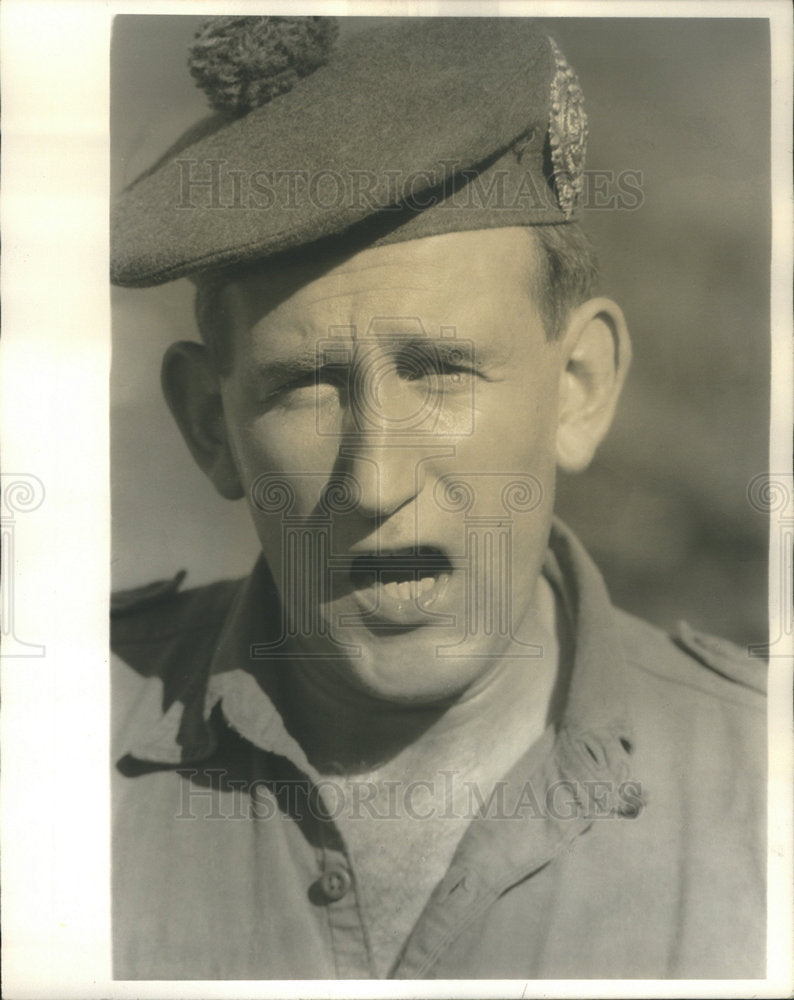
[320,867,351,901]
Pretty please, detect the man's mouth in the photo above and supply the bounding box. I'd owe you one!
[348,546,453,626]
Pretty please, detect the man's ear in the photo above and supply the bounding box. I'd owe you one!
[555,297,631,473]
[161,341,244,500]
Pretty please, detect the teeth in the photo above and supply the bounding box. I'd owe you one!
[379,577,438,603]
[383,581,402,601]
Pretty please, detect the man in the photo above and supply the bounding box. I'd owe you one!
[110,16,766,980]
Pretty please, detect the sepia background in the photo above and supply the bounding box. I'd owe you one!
[111,15,770,646]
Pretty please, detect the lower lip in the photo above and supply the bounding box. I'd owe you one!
[349,571,453,627]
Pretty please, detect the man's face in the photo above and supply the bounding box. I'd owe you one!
[216,228,567,704]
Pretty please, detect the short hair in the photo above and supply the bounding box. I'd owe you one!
[529,224,600,340]
[194,223,599,372]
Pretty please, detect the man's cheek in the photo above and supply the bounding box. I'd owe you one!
[254,417,339,475]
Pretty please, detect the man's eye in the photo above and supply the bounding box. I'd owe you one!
[395,357,476,384]
[442,366,472,384]
[264,369,345,409]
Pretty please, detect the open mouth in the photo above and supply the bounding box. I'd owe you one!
[348,546,453,624]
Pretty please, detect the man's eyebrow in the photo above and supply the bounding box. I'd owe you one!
[245,352,327,387]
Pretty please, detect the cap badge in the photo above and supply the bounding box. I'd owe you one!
[547,38,588,219]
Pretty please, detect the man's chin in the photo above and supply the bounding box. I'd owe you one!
[314,613,507,707]
[323,654,479,708]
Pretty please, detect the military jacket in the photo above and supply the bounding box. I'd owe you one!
[111,520,766,980]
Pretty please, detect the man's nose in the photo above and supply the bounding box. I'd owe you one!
[339,433,424,520]
[340,370,427,519]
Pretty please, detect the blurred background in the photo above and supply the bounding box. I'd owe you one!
[111,15,770,646]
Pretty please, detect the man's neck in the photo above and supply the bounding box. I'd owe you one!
[280,574,566,783]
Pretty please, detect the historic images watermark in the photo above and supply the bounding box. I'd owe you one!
[312,323,478,439]
[747,473,793,658]
[1,473,46,657]
[174,159,645,214]
[174,771,645,823]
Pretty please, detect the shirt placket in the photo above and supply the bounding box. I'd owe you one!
[207,663,377,977]
[316,836,373,978]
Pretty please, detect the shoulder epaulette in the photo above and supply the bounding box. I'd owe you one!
[111,570,187,617]
[673,620,767,696]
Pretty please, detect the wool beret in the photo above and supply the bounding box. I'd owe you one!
[111,16,588,288]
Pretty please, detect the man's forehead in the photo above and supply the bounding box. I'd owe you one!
[225,228,540,333]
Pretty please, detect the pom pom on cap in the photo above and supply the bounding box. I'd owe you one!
[188,15,340,113]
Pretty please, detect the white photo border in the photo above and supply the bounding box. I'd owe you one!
[1,1,791,997]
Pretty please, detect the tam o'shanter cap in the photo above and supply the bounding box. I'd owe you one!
[111,16,588,288]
